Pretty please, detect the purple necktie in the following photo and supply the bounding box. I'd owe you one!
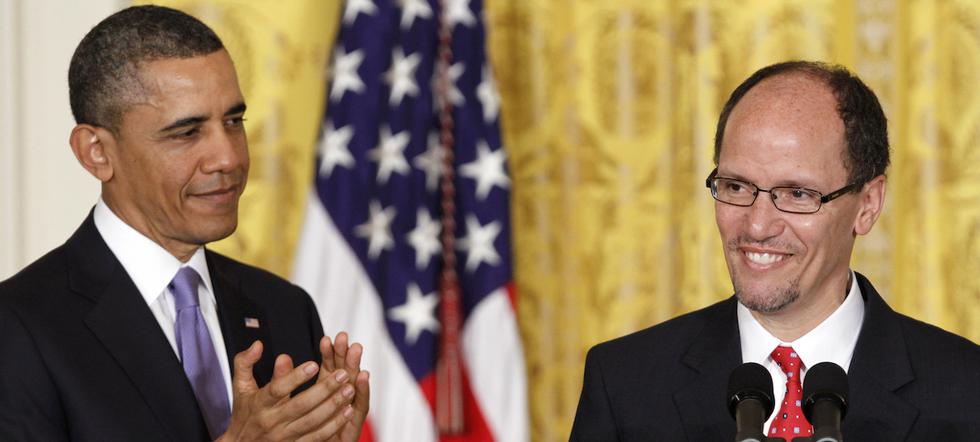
[170,266,231,439]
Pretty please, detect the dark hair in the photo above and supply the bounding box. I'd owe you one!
[68,5,224,132]
[713,61,890,186]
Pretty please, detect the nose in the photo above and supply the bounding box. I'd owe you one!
[744,191,785,241]
[201,124,248,175]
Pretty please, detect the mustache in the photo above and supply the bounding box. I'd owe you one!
[726,237,800,254]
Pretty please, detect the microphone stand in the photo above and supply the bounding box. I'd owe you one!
[786,399,844,442]
[733,396,770,442]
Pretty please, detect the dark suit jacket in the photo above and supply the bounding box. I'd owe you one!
[0,214,325,441]
[570,273,980,441]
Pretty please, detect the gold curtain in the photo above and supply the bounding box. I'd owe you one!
[483,0,980,440]
[146,1,980,441]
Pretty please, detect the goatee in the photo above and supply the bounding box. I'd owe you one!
[734,278,801,313]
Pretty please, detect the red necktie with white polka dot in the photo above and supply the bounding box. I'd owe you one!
[769,346,812,440]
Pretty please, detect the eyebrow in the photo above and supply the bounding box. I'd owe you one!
[158,101,248,133]
[716,170,751,182]
[226,102,247,117]
[718,171,818,189]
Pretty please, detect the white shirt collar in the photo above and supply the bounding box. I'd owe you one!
[92,198,215,305]
[738,270,865,372]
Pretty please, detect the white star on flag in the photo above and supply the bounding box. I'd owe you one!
[388,283,440,345]
[343,0,378,25]
[407,208,441,270]
[413,132,445,192]
[477,64,500,123]
[368,126,411,184]
[400,0,432,30]
[318,122,355,177]
[460,141,510,200]
[446,0,476,28]
[354,200,397,259]
[385,48,422,106]
[330,48,366,101]
[457,215,501,272]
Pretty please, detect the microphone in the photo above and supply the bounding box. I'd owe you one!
[728,362,776,442]
[801,362,848,442]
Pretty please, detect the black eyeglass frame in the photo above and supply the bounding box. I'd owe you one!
[705,168,861,214]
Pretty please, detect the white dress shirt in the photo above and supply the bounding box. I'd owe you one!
[93,199,234,405]
[737,270,865,433]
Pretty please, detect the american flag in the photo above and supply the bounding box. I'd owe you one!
[292,1,528,441]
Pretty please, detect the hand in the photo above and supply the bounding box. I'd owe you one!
[216,341,356,441]
[319,332,371,442]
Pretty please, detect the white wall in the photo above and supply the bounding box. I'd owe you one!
[0,0,123,280]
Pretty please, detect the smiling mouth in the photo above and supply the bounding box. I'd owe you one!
[743,251,790,265]
[197,186,237,196]
[189,184,241,205]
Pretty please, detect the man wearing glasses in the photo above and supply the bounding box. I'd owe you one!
[571,61,980,440]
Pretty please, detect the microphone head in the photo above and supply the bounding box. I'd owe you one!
[802,361,849,420]
[727,362,775,420]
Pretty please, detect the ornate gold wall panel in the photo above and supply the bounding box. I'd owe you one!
[484,1,980,440]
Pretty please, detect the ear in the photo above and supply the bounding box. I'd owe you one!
[853,174,886,235]
[69,124,115,182]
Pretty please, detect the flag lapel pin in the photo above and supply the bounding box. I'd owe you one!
[244,317,260,329]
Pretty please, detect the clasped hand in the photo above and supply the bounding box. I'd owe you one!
[216,332,370,441]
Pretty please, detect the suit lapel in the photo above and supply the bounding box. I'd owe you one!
[207,251,271,382]
[68,215,209,440]
[673,298,741,440]
[842,274,917,440]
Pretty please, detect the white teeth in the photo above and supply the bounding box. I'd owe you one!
[745,252,786,265]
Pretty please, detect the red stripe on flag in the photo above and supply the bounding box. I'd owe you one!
[420,365,494,442]
[504,283,517,313]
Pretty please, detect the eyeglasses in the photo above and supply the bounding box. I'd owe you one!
[705,168,860,214]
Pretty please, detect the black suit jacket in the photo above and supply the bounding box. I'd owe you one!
[0,214,325,441]
[570,273,980,441]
